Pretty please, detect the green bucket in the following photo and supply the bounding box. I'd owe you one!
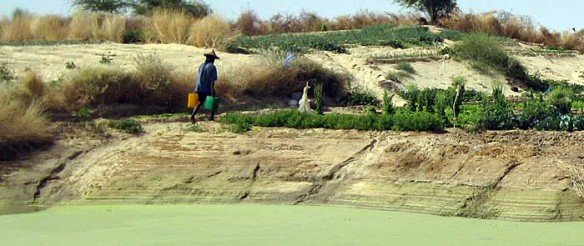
[204,96,219,111]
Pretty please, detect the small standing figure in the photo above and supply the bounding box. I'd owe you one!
[191,50,220,123]
[298,82,312,113]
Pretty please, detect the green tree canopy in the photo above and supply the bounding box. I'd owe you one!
[70,0,132,13]
[132,0,211,18]
[393,0,457,24]
[70,0,211,17]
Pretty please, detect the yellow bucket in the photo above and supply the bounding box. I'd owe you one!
[187,93,199,109]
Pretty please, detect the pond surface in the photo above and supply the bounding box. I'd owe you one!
[0,205,583,245]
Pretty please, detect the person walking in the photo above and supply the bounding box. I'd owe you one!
[191,49,219,123]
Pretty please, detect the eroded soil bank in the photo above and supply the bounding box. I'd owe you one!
[1,121,584,221]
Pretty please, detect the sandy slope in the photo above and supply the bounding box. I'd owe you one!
[1,121,584,221]
[2,42,584,102]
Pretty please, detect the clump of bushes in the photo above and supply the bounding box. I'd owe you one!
[395,62,416,74]
[341,90,379,106]
[57,54,191,112]
[218,57,350,102]
[109,119,143,134]
[0,73,53,160]
[453,33,529,81]
[221,109,444,132]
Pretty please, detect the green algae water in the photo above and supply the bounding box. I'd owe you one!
[0,205,583,245]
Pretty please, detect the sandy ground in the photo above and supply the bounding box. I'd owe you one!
[2,42,584,103]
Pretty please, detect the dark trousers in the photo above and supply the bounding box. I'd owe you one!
[191,93,215,121]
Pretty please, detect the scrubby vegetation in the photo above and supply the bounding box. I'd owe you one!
[452,34,527,80]
[231,25,460,53]
[0,72,53,160]
[221,109,444,132]
[109,119,143,134]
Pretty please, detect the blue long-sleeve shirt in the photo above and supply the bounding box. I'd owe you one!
[195,62,217,95]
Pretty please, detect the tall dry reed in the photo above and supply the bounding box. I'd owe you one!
[188,14,237,50]
[149,9,194,44]
[68,10,99,40]
[31,15,68,41]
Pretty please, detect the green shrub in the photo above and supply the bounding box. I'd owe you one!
[536,115,576,131]
[395,62,416,74]
[382,90,394,115]
[341,90,379,106]
[478,86,515,130]
[403,85,420,111]
[547,87,573,115]
[314,83,324,114]
[453,33,529,82]
[221,109,444,132]
[109,119,143,134]
[0,63,14,81]
[386,70,411,83]
[518,92,550,129]
[391,110,444,132]
[124,29,142,43]
[434,90,450,125]
[76,107,93,121]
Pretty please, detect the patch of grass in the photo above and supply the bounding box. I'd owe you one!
[108,119,143,134]
[231,25,454,53]
[453,33,536,87]
[547,87,573,115]
[395,62,416,74]
[0,80,53,160]
[186,123,205,133]
[0,63,15,81]
[58,54,191,111]
[341,90,379,106]
[366,49,442,64]
[219,57,349,102]
[221,109,443,132]
[386,70,412,83]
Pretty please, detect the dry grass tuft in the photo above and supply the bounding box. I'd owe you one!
[2,10,34,42]
[0,75,52,160]
[444,11,584,52]
[68,10,99,40]
[218,57,349,101]
[58,54,190,109]
[31,15,68,41]
[101,14,127,43]
[188,15,238,50]
[149,8,194,44]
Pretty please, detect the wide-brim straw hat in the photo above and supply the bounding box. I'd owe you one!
[204,49,220,59]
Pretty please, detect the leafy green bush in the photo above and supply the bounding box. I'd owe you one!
[123,29,142,43]
[221,109,444,132]
[315,83,324,114]
[0,63,14,81]
[109,119,143,134]
[453,33,529,82]
[382,90,395,115]
[341,90,379,106]
[547,87,573,115]
[395,62,416,74]
[478,86,515,130]
[535,115,584,132]
[391,110,444,132]
[517,92,550,129]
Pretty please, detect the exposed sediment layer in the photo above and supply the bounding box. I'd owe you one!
[1,122,583,221]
